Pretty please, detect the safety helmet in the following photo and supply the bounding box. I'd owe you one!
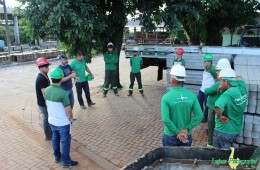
[216,58,231,70]
[219,68,236,78]
[36,57,50,67]
[133,47,139,52]
[107,42,114,48]
[86,74,93,81]
[50,67,64,79]
[176,48,184,55]
[203,54,214,61]
[170,65,186,81]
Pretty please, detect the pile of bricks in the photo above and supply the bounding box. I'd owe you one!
[234,55,260,147]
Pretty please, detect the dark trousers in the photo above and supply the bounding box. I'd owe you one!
[104,70,117,94]
[129,72,143,95]
[75,81,92,106]
[197,90,208,120]
[207,108,215,145]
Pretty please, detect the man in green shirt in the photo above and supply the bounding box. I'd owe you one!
[103,42,119,97]
[172,48,185,66]
[161,65,203,146]
[213,68,247,149]
[128,47,144,96]
[44,67,78,168]
[70,51,95,109]
[204,58,231,147]
[198,54,217,123]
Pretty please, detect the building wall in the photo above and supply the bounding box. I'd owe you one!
[222,34,240,46]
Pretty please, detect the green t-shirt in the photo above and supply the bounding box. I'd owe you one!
[215,83,247,134]
[104,51,118,70]
[70,59,88,82]
[44,85,70,126]
[173,58,186,66]
[206,65,217,79]
[204,81,221,109]
[161,87,203,136]
[130,55,143,73]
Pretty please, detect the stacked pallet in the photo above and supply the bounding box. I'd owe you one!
[166,53,233,94]
[234,55,260,147]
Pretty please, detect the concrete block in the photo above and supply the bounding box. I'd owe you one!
[253,124,260,132]
[239,130,244,137]
[249,81,258,92]
[247,105,256,114]
[253,115,260,124]
[232,143,240,149]
[240,144,250,148]
[244,123,253,131]
[244,137,253,145]
[244,115,254,123]
[252,138,260,147]
[243,130,252,138]
[248,92,257,105]
[258,92,260,99]
[251,131,260,139]
[236,136,244,143]
[256,100,260,114]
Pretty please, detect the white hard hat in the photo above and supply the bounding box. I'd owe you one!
[219,68,236,78]
[170,65,186,81]
[216,58,231,70]
[133,47,139,51]
[107,42,114,47]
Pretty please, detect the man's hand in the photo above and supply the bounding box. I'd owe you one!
[177,129,189,143]
[218,115,229,123]
[70,118,73,125]
[217,86,223,93]
[91,74,94,79]
[75,77,79,82]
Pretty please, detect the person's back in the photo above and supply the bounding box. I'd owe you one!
[162,87,202,136]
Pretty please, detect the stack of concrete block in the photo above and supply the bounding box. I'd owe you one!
[166,53,232,94]
[233,55,260,147]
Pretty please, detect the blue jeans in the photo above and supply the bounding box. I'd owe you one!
[213,130,238,149]
[66,89,74,109]
[75,81,92,106]
[39,106,52,139]
[50,124,71,166]
[162,134,192,147]
[197,90,208,120]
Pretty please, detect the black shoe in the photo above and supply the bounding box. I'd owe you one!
[88,102,95,107]
[45,137,52,141]
[62,160,78,168]
[55,157,61,163]
[115,93,119,96]
[103,94,107,98]
[80,105,86,109]
[201,118,207,123]
[127,94,132,96]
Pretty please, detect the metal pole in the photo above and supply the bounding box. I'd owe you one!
[3,0,12,54]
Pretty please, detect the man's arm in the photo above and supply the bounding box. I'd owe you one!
[65,105,73,124]
[61,72,76,83]
[86,68,94,79]
[205,81,220,95]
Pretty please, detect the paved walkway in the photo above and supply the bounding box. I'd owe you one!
[0,51,207,169]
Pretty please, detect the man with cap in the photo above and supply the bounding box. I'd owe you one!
[213,68,247,149]
[35,57,52,140]
[103,42,119,97]
[198,54,217,123]
[173,48,185,66]
[161,65,203,147]
[70,51,95,109]
[127,47,144,96]
[58,54,76,110]
[204,58,231,147]
[44,67,78,168]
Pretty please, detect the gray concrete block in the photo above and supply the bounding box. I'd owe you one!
[256,100,260,114]
[243,130,252,137]
[249,81,258,92]
[239,130,244,137]
[253,124,260,132]
[248,91,257,105]
[252,138,260,147]
[236,136,244,143]
[258,92,260,99]
[244,137,253,145]
[253,115,260,124]
[247,105,256,114]
[240,144,250,148]
[232,142,240,149]
[251,131,260,139]
[244,115,254,123]
[244,123,253,131]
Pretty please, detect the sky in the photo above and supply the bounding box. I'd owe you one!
[5,0,21,7]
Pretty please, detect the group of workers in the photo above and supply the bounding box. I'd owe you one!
[161,48,248,150]
[35,42,144,168]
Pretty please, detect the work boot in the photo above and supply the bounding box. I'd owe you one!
[127,94,132,96]
[88,102,96,107]
[62,160,78,168]
[80,105,86,109]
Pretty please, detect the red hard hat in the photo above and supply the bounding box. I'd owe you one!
[36,57,50,66]
[176,48,184,55]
